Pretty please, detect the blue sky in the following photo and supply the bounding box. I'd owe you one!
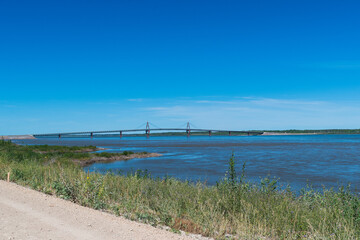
[1,0,360,134]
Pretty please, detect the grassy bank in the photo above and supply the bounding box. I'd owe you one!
[0,140,359,239]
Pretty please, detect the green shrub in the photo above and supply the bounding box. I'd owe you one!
[1,141,360,239]
[122,151,134,156]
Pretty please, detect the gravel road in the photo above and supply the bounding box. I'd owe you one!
[0,180,195,240]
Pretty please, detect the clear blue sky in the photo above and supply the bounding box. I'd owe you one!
[1,0,360,134]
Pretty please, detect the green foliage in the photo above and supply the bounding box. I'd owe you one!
[93,151,137,158]
[94,152,114,158]
[52,179,76,201]
[266,129,360,134]
[0,139,12,146]
[219,152,247,190]
[23,144,98,153]
[1,140,360,239]
[122,151,134,156]
[227,152,237,187]
[260,176,278,193]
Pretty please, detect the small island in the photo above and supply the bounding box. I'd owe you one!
[73,151,162,167]
[6,143,161,167]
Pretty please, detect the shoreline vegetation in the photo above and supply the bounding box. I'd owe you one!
[74,152,162,167]
[1,140,360,239]
[5,143,161,167]
[3,128,360,139]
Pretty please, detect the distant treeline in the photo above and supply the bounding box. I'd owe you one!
[121,129,360,136]
[264,129,360,134]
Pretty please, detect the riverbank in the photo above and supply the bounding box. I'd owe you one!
[75,152,162,167]
[1,140,360,239]
[5,143,162,167]
[0,180,197,240]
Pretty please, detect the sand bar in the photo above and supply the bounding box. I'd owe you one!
[0,135,36,140]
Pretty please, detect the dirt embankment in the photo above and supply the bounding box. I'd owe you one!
[0,180,196,240]
[75,153,162,167]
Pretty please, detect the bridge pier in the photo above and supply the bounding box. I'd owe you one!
[186,122,191,137]
[146,122,150,137]
[32,125,263,138]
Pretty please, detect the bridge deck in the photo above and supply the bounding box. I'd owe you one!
[34,128,263,137]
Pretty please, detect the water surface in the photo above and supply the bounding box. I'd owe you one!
[15,135,360,191]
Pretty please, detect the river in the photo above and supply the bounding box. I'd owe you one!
[14,134,360,192]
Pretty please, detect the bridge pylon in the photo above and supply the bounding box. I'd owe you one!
[146,121,150,137]
[186,122,191,137]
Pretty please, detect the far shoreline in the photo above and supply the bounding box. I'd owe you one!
[261,132,319,136]
[1,135,36,140]
[3,130,360,140]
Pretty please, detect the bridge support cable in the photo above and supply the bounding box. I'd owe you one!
[135,122,147,129]
[33,124,264,138]
[148,122,161,129]
[189,122,199,129]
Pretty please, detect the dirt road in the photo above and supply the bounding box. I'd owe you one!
[0,180,195,240]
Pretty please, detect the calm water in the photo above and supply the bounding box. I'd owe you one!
[15,135,360,191]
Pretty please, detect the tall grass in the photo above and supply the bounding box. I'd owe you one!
[0,139,359,239]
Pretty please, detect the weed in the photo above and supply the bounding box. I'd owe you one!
[1,140,359,239]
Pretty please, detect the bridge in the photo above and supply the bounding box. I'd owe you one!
[33,122,264,138]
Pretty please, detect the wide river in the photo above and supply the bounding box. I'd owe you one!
[15,135,360,192]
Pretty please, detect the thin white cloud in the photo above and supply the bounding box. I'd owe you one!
[195,100,238,104]
[146,107,168,111]
[2,97,360,134]
[249,98,326,106]
[127,98,144,102]
[142,97,360,130]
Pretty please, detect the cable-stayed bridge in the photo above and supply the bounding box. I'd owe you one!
[33,122,264,138]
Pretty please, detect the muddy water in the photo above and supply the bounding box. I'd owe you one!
[15,135,360,191]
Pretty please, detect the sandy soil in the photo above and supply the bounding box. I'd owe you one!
[0,135,35,140]
[0,180,195,240]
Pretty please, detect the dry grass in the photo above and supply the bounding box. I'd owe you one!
[1,140,360,239]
